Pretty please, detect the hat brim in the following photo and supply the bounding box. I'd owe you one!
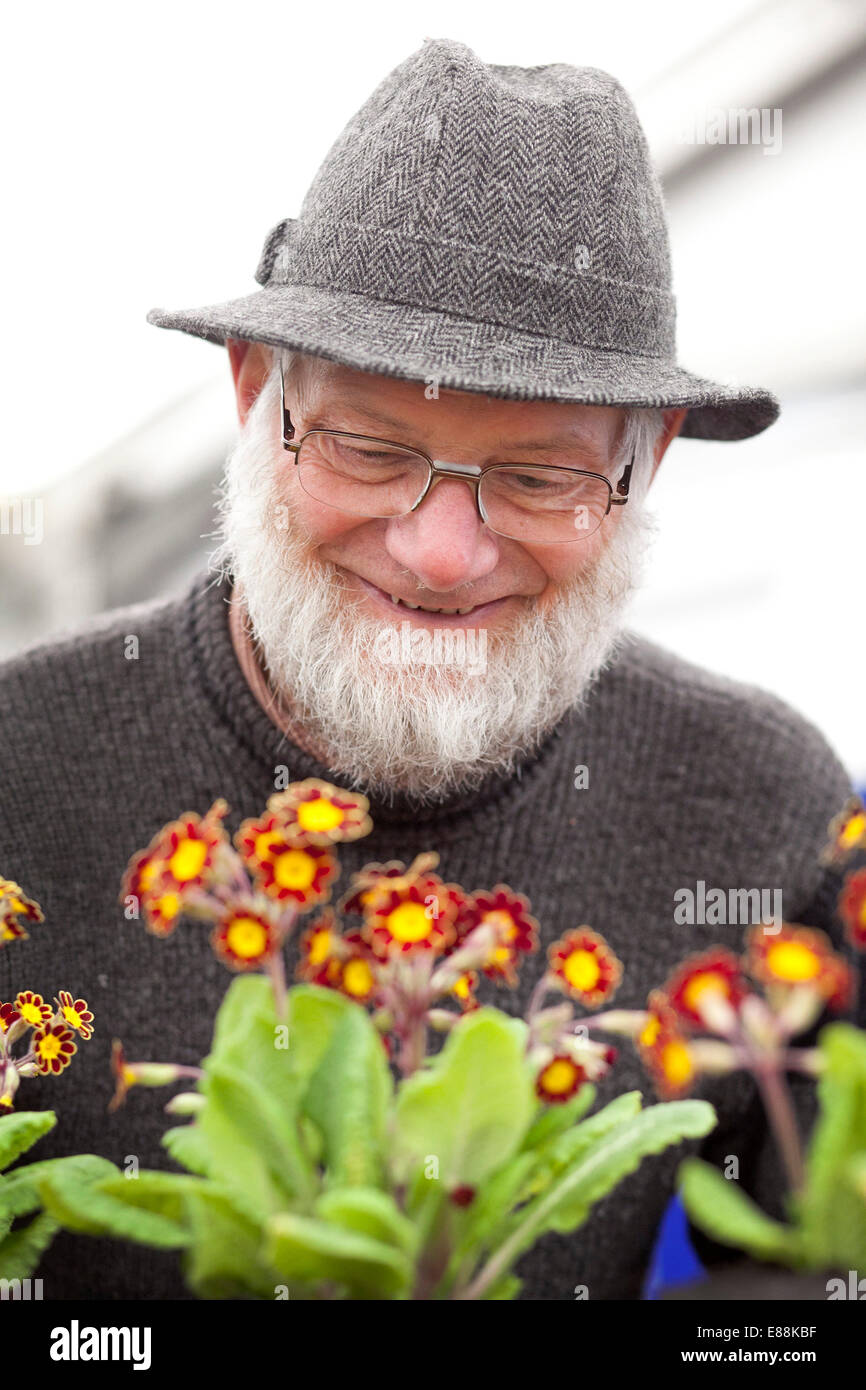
[147,283,778,442]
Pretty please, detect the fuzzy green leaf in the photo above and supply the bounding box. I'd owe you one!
[392,1009,534,1193]
[0,1210,59,1281]
[303,1006,391,1189]
[182,1187,278,1299]
[315,1186,416,1254]
[0,1153,118,1222]
[679,1157,803,1265]
[464,1098,716,1297]
[797,1023,866,1270]
[38,1162,190,1247]
[0,1111,56,1171]
[265,1211,413,1299]
[161,1122,213,1178]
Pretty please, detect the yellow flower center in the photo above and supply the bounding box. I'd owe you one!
[661,1040,693,1085]
[122,1066,138,1087]
[540,1058,578,1095]
[225,915,269,959]
[452,974,473,1000]
[63,1005,83,1028]
[765,940,821,983]
[169,837,208,882]
[154,892,180,921]
[840,812,866,847]
[639,1014,661,1048]
[342,958,375,998]
[564,949,602,993]
[386,901,432,943]
[297,798,344,833]
[307,928,332,966]
[683,972,729,1012]
[482,910,517,941]
[37,1033,62,1061]
[20,1002,44,1025]
[273,849,318,891]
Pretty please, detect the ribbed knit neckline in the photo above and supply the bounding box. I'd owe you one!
[184,567,585,828]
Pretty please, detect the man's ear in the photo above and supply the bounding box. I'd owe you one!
[649,407,688,485]
[227,338,274,427]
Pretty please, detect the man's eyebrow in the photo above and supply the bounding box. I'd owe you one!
[315,393,608,458]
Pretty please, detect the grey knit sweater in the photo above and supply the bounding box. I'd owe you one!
[0,570,859,1301]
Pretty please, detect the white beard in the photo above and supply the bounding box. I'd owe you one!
[212,363,656,804]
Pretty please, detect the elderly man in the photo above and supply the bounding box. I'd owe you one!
[0,37,858,1302]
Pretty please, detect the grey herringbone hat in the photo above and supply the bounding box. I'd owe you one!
[147,36,778,442]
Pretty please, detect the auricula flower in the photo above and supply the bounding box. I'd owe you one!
[0,877,44,946]
[823,796,866,865]
[211,904,279,972]
[362,877,456,957]
[468,885,539,985]
[535,1053,588,1104]
[548,927,622,1007]
[32,1019,77,1076]
[267,779,373,844]
[839,868,866,951]
[13,990,53,1028]
[664,949,747,1033]
[745,923,853,1013]
[56,991,95,1040]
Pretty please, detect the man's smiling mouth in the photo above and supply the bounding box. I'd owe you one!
[351,574,512,623]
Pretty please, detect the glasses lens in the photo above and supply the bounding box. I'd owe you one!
[296,433,429,518]
[480,466,611,543]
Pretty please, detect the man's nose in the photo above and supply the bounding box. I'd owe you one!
[383,475,500,592]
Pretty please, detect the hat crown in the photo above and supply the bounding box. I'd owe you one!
[257,38,676,359]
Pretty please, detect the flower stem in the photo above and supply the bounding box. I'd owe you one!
[268,949,288,1022]
[752,1057,806,1195]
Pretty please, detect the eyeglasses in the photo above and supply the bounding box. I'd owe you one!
[280,368,634,545]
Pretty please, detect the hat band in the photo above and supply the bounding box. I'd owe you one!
[263,220,676,359]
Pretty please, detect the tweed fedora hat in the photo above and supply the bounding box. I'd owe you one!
[147,36,778,442]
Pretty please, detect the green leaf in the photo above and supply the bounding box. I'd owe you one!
[303,1006,391,1189]
[798,1022,866,1270]
[161,1122,213,1178]
[182,1187,278,1300]
[0,1153,117,1222]
[38,1162,190,1248]
[441,1149,539,1294]
[206,977,353,1111]
[679,1157,803,1265]
[265,1211,413,1299]
[0,1111,56,1171]
[0,1210,59,1281]
[392,1009,534,1192]
[315,1186,416,1254]
[97,1172,207,1228]
[464,1098,716,1297]
[199,1061,315,1219]
[519,1086,597,1152]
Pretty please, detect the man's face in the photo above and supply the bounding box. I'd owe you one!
[219,343,680,800]
[284,353,631,635]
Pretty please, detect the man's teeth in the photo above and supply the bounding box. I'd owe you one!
[389,594,475,615]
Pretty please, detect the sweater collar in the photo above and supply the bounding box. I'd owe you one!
[187,567,587,826]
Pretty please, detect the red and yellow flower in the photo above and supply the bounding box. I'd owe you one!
[32,1020,77,1076]
[257,838,338,908]
[297,910,341,984]
[13,990,53,1028]
[362,877,457,957]
[56,991,94,1040]
[211,905,278,971]
[535,1054,588,1104]
[0,1002,21,1033]
[665,949,747,1030]
[333,938,380,1005]
[839,868,866,951]
[0,878,44,945]
[638,992,696,1098]
[470,886,538,985]
[746,923,853,1012]
[267,779,373,845]
[823,797,866,864]
[449,970,480,1012]
[548,927,622,1007]
[121,800,230,934]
